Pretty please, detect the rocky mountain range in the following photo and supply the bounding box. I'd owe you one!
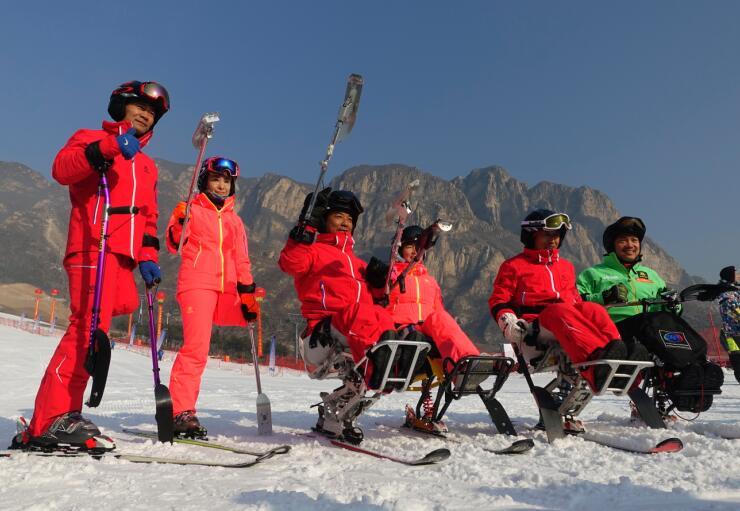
[0,160,701,349]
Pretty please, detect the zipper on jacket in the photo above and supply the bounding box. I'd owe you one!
[544,264,560,299]
[129,158,137,259]
[414,276,422,322]
[320,281,327,310]
[218,211,225,292]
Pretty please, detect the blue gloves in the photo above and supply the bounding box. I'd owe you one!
[116,128,141,160]
[139,261,161,287]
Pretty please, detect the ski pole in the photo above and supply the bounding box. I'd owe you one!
[298,74,363,238]
[178,112,220,254]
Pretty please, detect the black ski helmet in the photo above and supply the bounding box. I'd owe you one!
[197,157,240,196]
[720,266,736,283]
[520,209,571,249]
[323,190,364,231]
[108,81,170,127]
[398,225,424,255]
[602,217,646,254]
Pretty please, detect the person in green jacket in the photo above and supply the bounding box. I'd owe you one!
[577,216,678,323]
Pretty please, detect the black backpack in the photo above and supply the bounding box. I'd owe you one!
[617,311,706,369]
[617,311,723,412]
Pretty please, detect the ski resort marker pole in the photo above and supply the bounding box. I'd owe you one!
[178,112,220,254]
[299,74,363,238]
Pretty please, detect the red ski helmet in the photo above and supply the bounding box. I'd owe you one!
[108,81,170,127]
[197,157,240,196]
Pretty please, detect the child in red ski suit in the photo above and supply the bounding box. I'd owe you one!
[489,209,627,391]
[166,156,257,437]
[278,188,397,387]
[16,81,170,450]
[385,225,480,365]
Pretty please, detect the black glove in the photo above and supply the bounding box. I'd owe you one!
[365,257,390,289]
[298,187,332,229]
[237,283,258,322]
[84,141,112,174]
[602,283,629,304]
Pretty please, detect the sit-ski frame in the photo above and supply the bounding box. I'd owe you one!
[412,355,518,436]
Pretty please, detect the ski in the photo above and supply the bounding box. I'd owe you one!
[580,434,684,454]
[375,421,532,455]
[1,449,278,467]
[329,439,450,466]
[482,439,535,455]
[121,428,291,458]
[300,430,449,465]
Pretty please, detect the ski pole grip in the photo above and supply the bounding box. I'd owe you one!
[108,206,139,215]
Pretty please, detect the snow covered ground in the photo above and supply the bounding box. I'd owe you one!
[1,322,739,511]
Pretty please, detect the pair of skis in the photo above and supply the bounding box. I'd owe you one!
[2,429,292,468]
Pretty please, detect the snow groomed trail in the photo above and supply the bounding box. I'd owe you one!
[1,322,739,510]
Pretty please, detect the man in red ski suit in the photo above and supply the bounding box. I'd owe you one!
[278,188,396,383]
[18,81,169,449]
[384,225,479,364]
[489,209,627,391]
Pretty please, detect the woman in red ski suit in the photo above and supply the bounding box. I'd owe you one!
[385,225,479,364]
[488,209,626,391]
[278,188,395,369]
[22,81,170,448]
[166,157,257,436]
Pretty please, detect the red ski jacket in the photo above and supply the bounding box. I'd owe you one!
[52,120,159,263]
[488,248,581,322]
[388,261,444,325]
[278,232,372,327]
[166,194,253,294]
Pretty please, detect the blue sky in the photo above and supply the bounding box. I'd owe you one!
[1,1,738,280]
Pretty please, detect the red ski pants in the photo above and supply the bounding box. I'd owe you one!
[29,251,138,437]
[537,301,621,364]
[412,309,480,362]
[312,301,396,363]
[170,289,245,415]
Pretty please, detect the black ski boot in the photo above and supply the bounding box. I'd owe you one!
[173,410,208,439]
[592,339,628,392]
[10,413,115,453]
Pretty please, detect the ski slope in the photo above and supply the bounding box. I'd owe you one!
[1,322,739,510]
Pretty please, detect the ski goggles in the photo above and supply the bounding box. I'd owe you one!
[203,157,240,178]
[521,213,572,231]
[117,81,170,113]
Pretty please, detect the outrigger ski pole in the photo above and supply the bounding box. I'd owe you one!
[248,323,272,435]
[85,170,139,407]
[146,285,174,443]
[384,179,420,297]
[178,112,220,254]
[297,74,364,239]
